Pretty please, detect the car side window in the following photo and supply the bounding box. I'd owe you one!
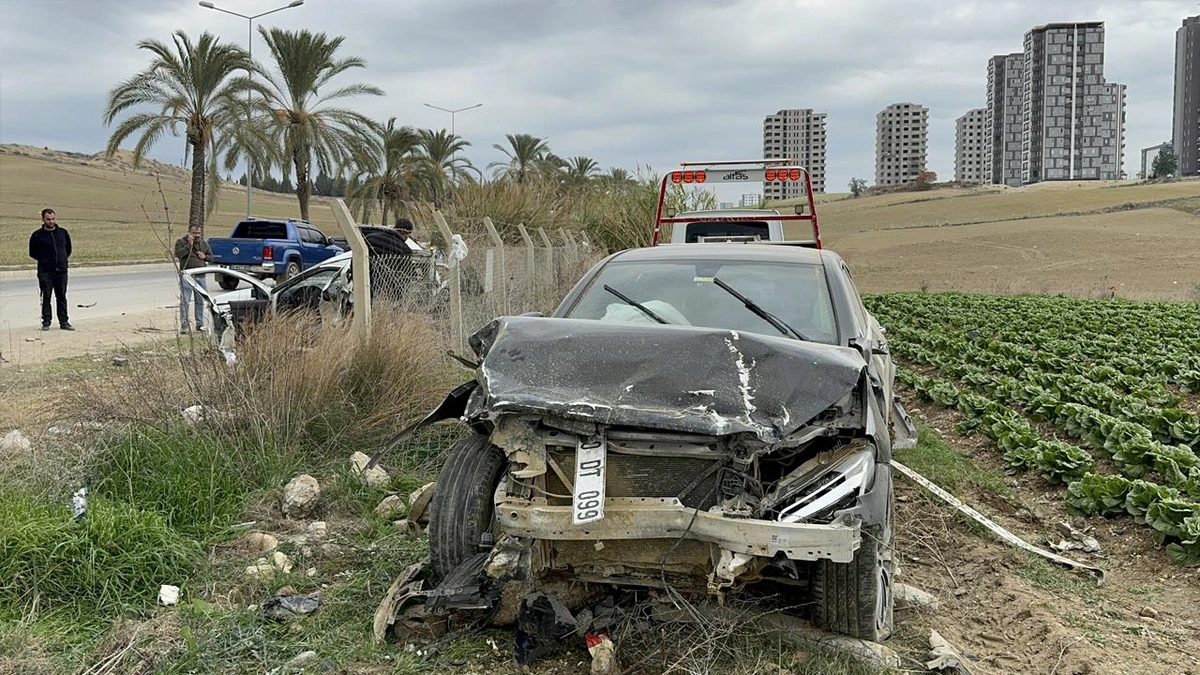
[840,265,869,334]
[275,267,339,312]
[299,227,324,244]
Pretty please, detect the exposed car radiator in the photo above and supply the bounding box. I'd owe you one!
[546,450,722,510]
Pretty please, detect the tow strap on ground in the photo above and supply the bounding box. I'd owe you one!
[890,460,1106,585]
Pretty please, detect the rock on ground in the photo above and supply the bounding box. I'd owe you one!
[282,475,321,517]
[349,452,389,487]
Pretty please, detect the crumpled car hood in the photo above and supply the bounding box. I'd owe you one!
[467,316,865,442]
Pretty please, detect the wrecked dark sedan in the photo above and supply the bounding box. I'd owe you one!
[413,243,916,642]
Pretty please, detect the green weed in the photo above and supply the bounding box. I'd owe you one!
[895,425,1015,499]
[0,490,203,619]
[90,427,298,541]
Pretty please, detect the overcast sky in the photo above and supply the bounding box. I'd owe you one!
[0,0,1193,195]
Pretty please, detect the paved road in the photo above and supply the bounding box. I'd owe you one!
[0,265,181,330]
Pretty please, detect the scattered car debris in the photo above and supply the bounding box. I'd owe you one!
[76,302,96,308]
[158,584,180,606]
[891,460,1105,583]
[926,629,975,674]
[282,475,320,517]
[515,591,578,665]
[585,633,617,675]
[263,592,320,621]
[1049,520,1102,554]
[69,486,88,522]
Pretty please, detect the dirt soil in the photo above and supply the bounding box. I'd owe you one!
[890,394,1200,675]
[1,307,178,367]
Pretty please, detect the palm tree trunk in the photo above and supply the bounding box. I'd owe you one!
[293,150,311,222]
[188,139,206,228]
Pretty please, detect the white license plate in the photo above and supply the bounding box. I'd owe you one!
[573,435,606,524]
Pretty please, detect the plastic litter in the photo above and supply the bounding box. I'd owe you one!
[69,486,88,522]
[159,584,180,606]
[262,593,320,621]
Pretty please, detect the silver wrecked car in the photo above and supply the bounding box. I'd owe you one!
[411,242,915,641]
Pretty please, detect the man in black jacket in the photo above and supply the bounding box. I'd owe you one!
[28,208,74,331]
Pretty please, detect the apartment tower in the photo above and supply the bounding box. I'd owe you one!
[762,109,828,196]
[1021,22,1123,182]
[875,103,929,186]
[955,108,987,182]
[1174,15,1200,176]
[986,53,1024,186]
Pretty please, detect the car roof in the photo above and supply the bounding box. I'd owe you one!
[674,208,782,219]
[611,243,832,265]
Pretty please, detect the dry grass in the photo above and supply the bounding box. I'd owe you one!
[53,306,459,454]
[801,180,1200,237]
[830,207,1200,301]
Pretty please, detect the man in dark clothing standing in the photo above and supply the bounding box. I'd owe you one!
[28,208,74,331]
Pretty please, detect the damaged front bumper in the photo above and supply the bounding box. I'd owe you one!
[497,496,862,563]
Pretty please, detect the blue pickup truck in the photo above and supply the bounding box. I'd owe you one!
[208,218,344,290]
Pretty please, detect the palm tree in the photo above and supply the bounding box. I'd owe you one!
[562,156,601,190]
[346,118,421,224]
[599,167,636,190]
[488,133,551,183]
[415,128,476,205]
[103,31,255,228]
[253,27,383,221]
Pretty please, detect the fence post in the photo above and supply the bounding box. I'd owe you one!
[331,199,370,336]
[483,217,507,316]
[432,210,465,355]
[517,223,536,294]
[536,227,555,292]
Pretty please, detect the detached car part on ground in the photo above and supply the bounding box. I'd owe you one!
[381,243,917,645]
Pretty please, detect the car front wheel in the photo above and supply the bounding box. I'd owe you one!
[427,434,507,580]
[811,498,894,642]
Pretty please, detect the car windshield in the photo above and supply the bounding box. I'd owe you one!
[562,259,838,344]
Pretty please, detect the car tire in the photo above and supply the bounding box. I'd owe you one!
[427,434,507,580]
[217,274,239,291]
[284,261,302,280]
[811,498,894,642]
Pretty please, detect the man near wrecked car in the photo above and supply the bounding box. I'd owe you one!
[28,208,74,331]
[394,217,423,252]
[174,224,213,333]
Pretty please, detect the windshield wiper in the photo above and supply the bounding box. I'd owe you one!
[711,277,811,341]
[603,285,668,324]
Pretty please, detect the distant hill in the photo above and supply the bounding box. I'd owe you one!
[0,144,331,267]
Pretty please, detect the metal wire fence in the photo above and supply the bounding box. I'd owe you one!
[362,221,602,354]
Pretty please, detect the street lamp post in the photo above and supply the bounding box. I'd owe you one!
[199,0,304,218]
[423,102,483,136]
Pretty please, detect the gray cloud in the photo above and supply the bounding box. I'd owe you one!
[0,0,1189,195]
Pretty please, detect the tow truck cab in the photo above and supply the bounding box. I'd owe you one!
[652,159,822,248]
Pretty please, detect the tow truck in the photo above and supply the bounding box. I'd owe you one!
[651,158,822,247]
